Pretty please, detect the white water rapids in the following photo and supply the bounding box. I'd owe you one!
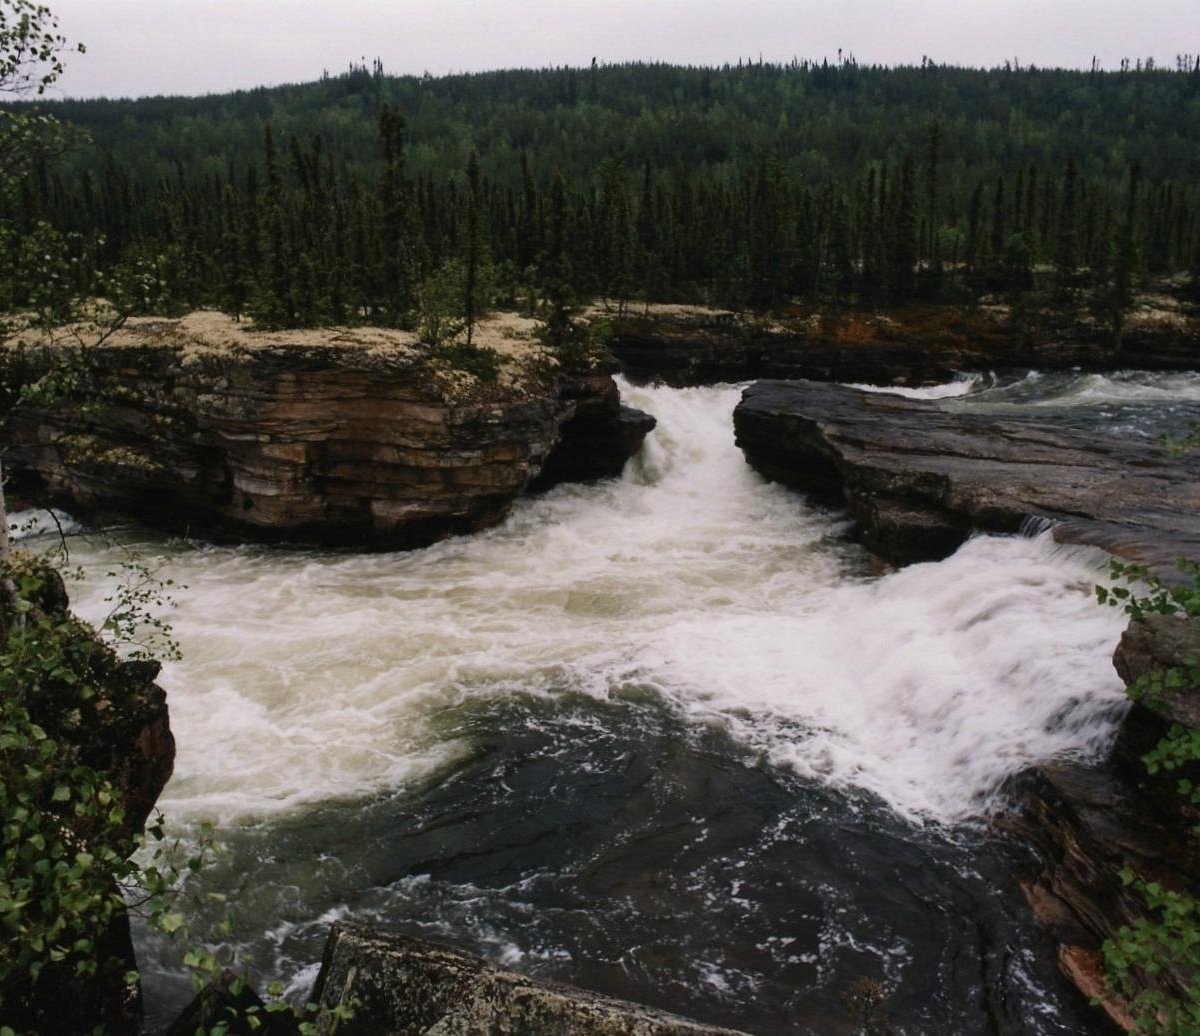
[28,376,1146,828]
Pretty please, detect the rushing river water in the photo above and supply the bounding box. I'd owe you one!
[18,369,1200,1034]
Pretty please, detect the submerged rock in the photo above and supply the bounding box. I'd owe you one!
[733,379,1200,572]
[2,312,653,549]
[308,924,748,1035]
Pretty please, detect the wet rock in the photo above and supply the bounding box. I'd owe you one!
[733,379,1200,573]
[1113,615,1200,728]
[1002,762,1200,1031]
[2,313,652,549]
[530,363,656,489]
[308,924,749,1035]
[1005,619,1200,1029]
[1109,616,1200,813]
[1057,946,1136,1032]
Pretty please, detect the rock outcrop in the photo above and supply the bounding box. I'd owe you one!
[1004,616,1200,1030]
[2,312,653,549]
[611,300,1200,386]
[733,379,1200,572]
[1,561,175,1035]
[529,359,657,489]
[308,924,748,1035]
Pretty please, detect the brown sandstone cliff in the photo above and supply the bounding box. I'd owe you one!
[1,312,654,548]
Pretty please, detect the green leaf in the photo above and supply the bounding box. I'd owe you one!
[158,911,185,934]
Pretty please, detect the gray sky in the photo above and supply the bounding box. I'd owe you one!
[49,0,1199,99]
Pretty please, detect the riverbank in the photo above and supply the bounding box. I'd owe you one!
[608,291,1199,386]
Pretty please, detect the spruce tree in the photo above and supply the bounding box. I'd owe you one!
[1054,157,1078,301]
[378,104,414,325]
[538,169,580,356]
[1110,162,1142,351]
[252,123,291,326]
[463,149,489,345]
[219,184,248,319]
[517,152,539,274]
[989,175,1007,289]
[890,155,917,302]
[922,120,942,297]
[965,181,984,294]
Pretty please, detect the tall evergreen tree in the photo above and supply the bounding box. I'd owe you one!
[1054,156,1078,300]
[463,149,488,345]
[539,169,579,355]
[378,104,414,324]
[1110,161,1142,351]
[253,123,291,326]
[922,120,943,296]
[890,155,917,301]
[989,174,1007,288]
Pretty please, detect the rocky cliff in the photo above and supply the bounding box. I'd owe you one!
[2,312,654,549]
[1004,616,1200,1031]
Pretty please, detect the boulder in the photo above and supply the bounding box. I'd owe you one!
[308,924,748,1035]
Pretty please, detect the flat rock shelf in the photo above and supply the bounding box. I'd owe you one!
[733,378,1200,573]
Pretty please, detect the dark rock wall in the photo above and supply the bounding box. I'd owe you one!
[733,379,1200,573]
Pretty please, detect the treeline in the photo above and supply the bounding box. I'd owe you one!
[2,59,1200,330]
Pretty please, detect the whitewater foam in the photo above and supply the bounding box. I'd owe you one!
[25,378,1138,825]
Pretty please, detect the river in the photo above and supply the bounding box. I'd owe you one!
[19,369,1200,1033]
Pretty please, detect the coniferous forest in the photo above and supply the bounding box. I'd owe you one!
[4,57,1200,330]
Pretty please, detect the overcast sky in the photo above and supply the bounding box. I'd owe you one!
[48,0,1199,99]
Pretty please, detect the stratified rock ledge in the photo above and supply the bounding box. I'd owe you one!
[308,924,749,1036]
[2,312,654,550]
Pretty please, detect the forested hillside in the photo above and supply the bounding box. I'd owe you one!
[4,58,1200,329]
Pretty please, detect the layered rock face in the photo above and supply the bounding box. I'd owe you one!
[611,303,1200,386]
[308,924,748,1035]
[3,313,654,549]
[733,379,1200,571]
